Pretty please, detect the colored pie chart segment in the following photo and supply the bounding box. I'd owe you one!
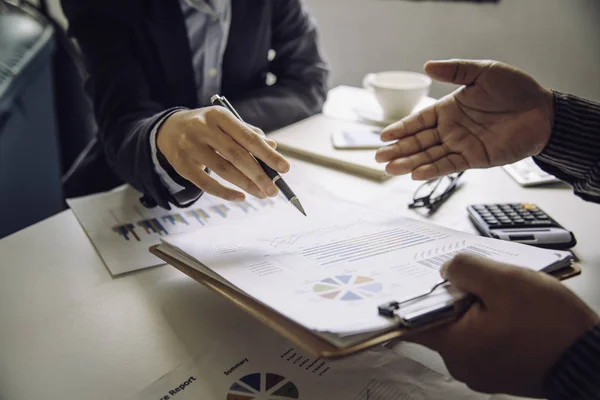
[313,275,383,301]
[226,372,299,399]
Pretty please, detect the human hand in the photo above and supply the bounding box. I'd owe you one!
[407,254,599,397]
[157,107,290,201]
[375,59,555,179]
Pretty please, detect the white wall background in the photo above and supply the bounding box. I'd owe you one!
[44,0,600,101]
[304,0,600,101]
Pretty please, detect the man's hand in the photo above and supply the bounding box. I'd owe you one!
[407,254,599,397]
[375,59,555,179]
[157,107,290,201]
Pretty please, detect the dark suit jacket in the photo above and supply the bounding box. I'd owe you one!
[61,0,329,209]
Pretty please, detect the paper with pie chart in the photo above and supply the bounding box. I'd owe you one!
[126,323,488,400]
[163,188,573,336]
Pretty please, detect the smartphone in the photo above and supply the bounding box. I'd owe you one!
[331,127,385,150]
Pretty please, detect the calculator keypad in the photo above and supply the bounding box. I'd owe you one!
[472,203,557,229]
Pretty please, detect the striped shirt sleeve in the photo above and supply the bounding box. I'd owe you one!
[534,91,600,203]
[543,324,600,400]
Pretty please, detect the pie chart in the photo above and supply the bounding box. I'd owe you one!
[312,275,383,301]
[226,372,299,400]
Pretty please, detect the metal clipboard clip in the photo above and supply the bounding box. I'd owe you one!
[378,280,474,328]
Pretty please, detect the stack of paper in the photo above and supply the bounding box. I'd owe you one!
[157,186,572,346]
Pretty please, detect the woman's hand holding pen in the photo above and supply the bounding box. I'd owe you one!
[157,107,290,201]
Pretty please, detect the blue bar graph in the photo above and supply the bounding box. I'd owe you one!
[235,201,257,214]
[210,204,230,218]
[137,218,168,235]
[112,223,140,241]
[162,213,189,226]
[185,209,210,225]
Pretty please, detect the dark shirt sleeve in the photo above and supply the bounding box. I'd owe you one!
[229,0,330,132]
[544,323,600,400]
[61,1,199,209]
[534,93,600,398]
[534,91,600,203]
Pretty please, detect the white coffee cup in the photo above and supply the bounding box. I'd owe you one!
[363,71,432,120]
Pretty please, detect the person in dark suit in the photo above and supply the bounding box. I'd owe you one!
[61,0,329,209]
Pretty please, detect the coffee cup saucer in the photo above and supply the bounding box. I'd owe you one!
[352,96,437,127]
[352,103,397,126]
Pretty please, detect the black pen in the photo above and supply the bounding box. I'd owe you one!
[210,94,306,216]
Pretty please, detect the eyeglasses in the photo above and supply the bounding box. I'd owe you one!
[408,172,464,213]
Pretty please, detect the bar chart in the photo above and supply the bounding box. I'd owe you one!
[112,223,139,241]
[137,218,168,236]
[301,227,435,267]
[416,244,506,271]
[162,214,189,226]
[186,209,210,225]
[67,185,290,274]
[108,198,280,243]
[210,204,230,218]
[235,200,257,214]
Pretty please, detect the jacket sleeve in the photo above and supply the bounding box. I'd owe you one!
[544,323,600,400]
[229,0,330,133]
[60,0,198,209]
[534,91,600,203]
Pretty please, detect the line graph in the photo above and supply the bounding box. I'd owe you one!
[353,379,407,400]
[257,219,368,248]
[257,221,436,266]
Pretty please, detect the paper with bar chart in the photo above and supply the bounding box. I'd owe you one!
[163,197,572,335]
[127,324,486,400]
[67,185,290,275]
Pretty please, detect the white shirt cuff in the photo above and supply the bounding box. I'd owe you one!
[149,111,187,195]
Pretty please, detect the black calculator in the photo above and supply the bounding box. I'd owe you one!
[467,203,576,249]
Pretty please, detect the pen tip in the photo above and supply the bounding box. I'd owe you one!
[290,197,307,216]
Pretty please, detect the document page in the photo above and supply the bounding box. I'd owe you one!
[67,185,296,275]
[126,325,489,400]
[163,192,570,334]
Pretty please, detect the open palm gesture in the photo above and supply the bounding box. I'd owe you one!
[375,59,555,180]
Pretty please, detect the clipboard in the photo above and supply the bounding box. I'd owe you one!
[150,245,581,359]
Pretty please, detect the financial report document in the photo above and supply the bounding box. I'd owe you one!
[161,188,571,336]
[127,323,488,400]
[67,185,291,275]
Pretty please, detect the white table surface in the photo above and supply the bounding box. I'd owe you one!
[1,88,599,400]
